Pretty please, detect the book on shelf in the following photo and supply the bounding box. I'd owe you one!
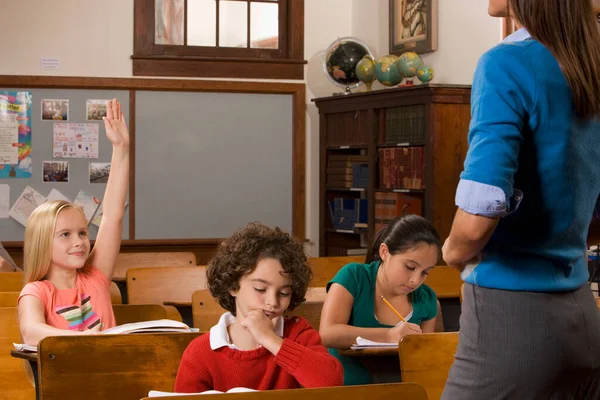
[13,320,195,352]
[375,192,423,232]
[378,147,424,190]
[328,198,368,231]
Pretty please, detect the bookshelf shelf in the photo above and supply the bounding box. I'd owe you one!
[376,143,425,149]
[326,187,367,192]
[326,145,368,150]
[376,188,425,194]
[326,228,363,234]
[314,84,472,257]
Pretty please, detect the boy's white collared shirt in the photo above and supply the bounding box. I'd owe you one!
[209,311,285,350]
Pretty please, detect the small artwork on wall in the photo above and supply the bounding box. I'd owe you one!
[389,0,438,55]
[86,99,108,121]
[89,162,111,184]
[41,99,68,121]
[42,161,69,183]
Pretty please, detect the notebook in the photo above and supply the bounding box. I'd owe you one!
[350,336,398,350]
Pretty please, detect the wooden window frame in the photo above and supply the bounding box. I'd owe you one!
[132,0,306,79]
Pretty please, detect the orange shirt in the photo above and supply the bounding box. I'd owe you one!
[19,266,116,331]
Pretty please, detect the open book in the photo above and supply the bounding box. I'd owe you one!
[148,388,257,397]
[13,320,196,352]
[350,336,397,350]
[102,319,195,335]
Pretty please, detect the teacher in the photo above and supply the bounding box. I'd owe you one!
[442,0,600,398]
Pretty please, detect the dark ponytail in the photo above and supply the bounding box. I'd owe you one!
[366,214,441,263]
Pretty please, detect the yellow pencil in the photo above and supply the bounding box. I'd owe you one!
[380,295,408,324]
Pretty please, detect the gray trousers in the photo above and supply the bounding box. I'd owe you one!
[442,283,600,400]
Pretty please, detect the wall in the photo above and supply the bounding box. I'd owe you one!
[0,0,502,255]
[304,0,502,255]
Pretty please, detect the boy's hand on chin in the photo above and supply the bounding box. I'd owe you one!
[240,309,277,346]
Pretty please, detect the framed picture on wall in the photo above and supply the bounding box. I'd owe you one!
[389,0,438,55]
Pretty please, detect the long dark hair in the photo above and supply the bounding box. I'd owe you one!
[366,214,441,263]
[509,0,600,119]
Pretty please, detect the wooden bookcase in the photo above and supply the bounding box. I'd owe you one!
[313,84,472,257]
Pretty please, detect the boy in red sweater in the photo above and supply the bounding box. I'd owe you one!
[174,222,344,393]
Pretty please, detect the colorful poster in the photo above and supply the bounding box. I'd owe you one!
[0,92,32,178]
[53,123,99,158]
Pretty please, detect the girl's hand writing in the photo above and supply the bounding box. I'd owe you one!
[386,321,422,343]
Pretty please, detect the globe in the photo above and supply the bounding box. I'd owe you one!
[355,55,376,90]
[324,37,373,94]
[417,65,434,83]
[396,52,424,83]
[374,55,402,86]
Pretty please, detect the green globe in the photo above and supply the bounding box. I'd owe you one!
[355,55,376,90]
[374,55,402,87]
[417,65,434,83]
[324,38,370,87]
[396,52,424,80]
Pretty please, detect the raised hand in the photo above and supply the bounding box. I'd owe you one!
[102,98,130,148]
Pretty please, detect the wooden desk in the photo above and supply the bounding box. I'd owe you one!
[165,287,327,308]
[338,346,401,384]
[11,350,39,400]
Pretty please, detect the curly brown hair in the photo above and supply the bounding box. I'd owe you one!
[207,222,312,316]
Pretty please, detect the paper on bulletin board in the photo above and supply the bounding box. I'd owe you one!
[0,184,9,218]
[90,201,128,228]
[53,123,99,158]
[47,188,70,203]
[0,92,32,178]
[9,186,47,227]
[73,190,100,223]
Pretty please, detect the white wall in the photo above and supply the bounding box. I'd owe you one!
[0,0,502,255]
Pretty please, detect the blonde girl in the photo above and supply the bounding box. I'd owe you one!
[18,98,129,345]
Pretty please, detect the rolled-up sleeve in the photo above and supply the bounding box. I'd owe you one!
[456,179,523,217]
[458,44,536,217]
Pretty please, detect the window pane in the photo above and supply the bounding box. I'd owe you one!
[250,2,278,49]
[155,0,184,45]
[219,0,248,48]
[187,0,217,46]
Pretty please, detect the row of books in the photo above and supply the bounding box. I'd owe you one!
[383,105,426,144]
[374,192,423,232]
[327,192,422,234]
[327,197,368,231]
[325,111,368,147]
[379,147,425,190]
[326,154,369,188]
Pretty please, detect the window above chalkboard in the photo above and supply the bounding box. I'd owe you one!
[132,0,306,80]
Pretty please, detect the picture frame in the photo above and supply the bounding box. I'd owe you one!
[389,0,438,55]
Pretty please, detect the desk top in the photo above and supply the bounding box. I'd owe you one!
[10,349,38,362]
[165,287,327,307]
[339,347,399,357]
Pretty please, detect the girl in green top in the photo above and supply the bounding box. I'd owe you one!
[319,214,441,385]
